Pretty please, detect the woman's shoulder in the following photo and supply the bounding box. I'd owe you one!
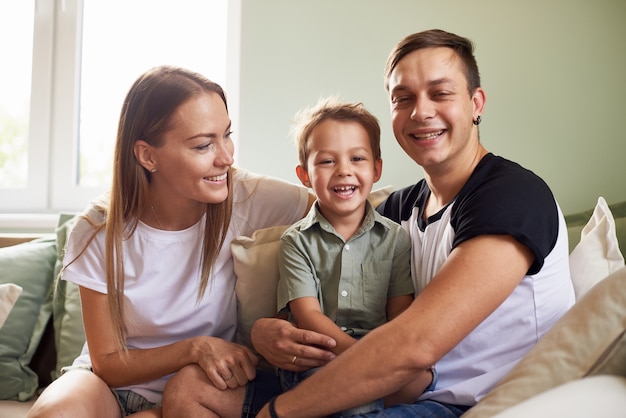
[232,167,307,203]
[72,195,108,233]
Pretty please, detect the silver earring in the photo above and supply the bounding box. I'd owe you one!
[150,168,157,173]
[473,115,482,125]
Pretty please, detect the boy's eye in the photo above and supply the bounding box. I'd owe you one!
[352,156,365,162]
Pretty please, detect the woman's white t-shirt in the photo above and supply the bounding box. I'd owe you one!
[63,169,309,403]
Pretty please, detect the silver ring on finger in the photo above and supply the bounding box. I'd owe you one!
[291,355,298,365]
[224,373,234,381]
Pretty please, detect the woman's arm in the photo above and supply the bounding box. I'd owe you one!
[257,234,534,417]
[80,287,258,390]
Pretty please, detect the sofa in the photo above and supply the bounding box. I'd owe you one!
[0,196,625,418]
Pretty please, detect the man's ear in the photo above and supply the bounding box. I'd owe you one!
[295,165,312,188]
[472,87,486,118]
[373,158,383,183]
[134,140,157,172]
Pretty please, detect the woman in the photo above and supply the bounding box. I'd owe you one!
[27,65,315,417]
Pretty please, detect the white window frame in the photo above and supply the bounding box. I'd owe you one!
[0,0,241,231]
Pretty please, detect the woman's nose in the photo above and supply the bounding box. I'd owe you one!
[215,141,235,166]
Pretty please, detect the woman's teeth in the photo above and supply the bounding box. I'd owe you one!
[204,173,227,181]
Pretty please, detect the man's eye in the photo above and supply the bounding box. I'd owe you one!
[391,96,412,107]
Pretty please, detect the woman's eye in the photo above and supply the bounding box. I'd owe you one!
[195,143,213,151]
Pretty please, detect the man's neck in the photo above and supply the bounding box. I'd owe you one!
[423,145,488,218]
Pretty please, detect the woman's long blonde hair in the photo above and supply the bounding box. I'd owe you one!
[77,66,234,352]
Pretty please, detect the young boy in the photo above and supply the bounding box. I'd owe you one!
[276,97,435,416]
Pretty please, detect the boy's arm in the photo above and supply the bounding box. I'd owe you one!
[289,296,357,355]
[386,294,414,321]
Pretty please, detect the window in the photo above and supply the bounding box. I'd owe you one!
[0,0,239,223]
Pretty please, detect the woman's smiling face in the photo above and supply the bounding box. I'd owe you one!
[151,91,235,205]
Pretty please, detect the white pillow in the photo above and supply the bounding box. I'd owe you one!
[569,196,624,300]
[0,283,23,329]
[489,375,626,418]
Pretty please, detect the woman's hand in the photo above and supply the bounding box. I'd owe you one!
[250,317,336,371]
[192,336,259,390]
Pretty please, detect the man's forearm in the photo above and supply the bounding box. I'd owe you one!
[268,318,426,417]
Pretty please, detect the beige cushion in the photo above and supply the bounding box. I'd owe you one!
[464,265,626,418]
[0,284,22,329]
[233,225,289,348]
[232,186,393,349]
[569,196,624,299]
[585,327,626,378]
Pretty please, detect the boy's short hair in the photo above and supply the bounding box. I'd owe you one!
[292,96,381,169]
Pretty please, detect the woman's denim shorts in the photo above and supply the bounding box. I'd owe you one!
[61,365,159,416]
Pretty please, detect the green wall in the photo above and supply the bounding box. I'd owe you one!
[236,0,626,214]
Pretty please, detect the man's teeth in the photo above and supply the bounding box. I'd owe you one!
[414,130,444,139]
[205,173,227,181]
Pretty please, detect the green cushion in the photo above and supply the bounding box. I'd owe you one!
[51,213,85,380]
[0,237,56,401]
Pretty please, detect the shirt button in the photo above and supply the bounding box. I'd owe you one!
[345,244,350,251]
[341,290,348,297]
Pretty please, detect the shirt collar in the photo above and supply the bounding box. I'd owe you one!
[299,199,389,238]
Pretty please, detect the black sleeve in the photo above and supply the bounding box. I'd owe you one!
[451,160,559,275]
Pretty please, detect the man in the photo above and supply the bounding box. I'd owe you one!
[254,29,574,417]
[164,29,574,418]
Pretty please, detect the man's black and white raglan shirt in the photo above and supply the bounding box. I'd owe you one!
[377,153,574,405]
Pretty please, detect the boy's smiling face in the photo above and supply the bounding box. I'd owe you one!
[296,119,382,225]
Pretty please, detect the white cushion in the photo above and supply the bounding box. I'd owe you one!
[490,375,626,418]
[0,283,22,330]
[569,196,624,300]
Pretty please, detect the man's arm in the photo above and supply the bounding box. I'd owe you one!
[386,294,413,320]
[258,234,534,417]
